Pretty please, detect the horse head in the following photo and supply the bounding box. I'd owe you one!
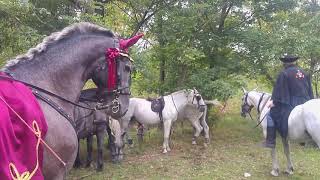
[91,53,133,119]
[241,90,254,118]
[186,88,206,112]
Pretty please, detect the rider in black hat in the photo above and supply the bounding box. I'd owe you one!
[264,54,314,148]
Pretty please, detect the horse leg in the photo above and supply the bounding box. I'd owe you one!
[137,123,144,144]
[86,135,93,168]
[282,137,294,175]
[73,138,82,168]
[96,128,105,171]
[162,120,172,153]
[191,120,203,145]
[270,147,280,176]
[200,113,210,145]
[121,116,133,147]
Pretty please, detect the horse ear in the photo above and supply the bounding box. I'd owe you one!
[242,87,247,93]
[193,87,198,93]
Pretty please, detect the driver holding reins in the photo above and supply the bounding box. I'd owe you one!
[264,54,314,148]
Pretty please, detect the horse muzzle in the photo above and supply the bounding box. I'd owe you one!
[241,112,246,118]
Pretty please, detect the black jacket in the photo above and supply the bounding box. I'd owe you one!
[270,64,313,137]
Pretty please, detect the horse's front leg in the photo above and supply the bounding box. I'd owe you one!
[282,137,294,175]
[162,120,172,154]
[74,138,82,168]
[96,127,105,171]
[191,119,203,145]
[86,135,93,168]
[270,147,280,176]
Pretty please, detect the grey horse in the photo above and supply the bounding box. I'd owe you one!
[74,94,125,171]
[1,22,133,179]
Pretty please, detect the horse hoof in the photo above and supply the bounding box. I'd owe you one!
[285,167,294,175]
[203,143,208,148]
[85,163,91,168]
[96,166,103,172]
[73,163,82,168]
[162,149,168,154]
[192,141,197,145]
[271,169,279,177]
[167,147,171,152]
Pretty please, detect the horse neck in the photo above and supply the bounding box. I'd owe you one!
[6,35,114,103]
[169,91,188,112]
[248,91,269,112]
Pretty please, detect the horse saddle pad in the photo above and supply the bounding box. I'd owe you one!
[0,74,47,179]
[147,96,165,113]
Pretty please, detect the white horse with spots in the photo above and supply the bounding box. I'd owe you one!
[120,89,206,153]
[241,89,320,176]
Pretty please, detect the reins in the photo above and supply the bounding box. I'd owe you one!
[0,75,98,111]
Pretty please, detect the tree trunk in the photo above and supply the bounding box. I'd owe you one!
[158,15,166,95]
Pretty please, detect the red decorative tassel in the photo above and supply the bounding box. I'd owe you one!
[106,48,119,90]
[105,33,144,90]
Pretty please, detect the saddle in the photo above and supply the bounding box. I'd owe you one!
[147,96,165,121]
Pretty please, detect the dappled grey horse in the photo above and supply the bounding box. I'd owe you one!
[74,90,125,171]
[241,89,320,176]
[1,23,134,179]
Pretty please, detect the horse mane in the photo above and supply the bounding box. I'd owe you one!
[252,90,271,97]
[3,22,114,69]
[171,89,188,95]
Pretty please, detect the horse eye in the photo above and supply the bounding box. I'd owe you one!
[125,64,131,72]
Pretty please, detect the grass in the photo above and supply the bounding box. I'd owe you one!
[68,97,320,180]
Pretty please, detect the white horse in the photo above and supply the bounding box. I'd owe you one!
[241,89,320,176]
[120,89,206,153]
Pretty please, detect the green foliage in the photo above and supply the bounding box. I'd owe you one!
[2,0,320,99]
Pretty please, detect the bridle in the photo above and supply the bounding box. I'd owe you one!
[192,91,206,112]
[93,52,133,114]
[241,92,271,128]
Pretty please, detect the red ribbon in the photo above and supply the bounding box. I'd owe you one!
[106,48,119,90]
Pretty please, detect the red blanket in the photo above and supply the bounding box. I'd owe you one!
[0,73,47,180]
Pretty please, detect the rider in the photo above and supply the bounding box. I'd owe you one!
[264,54,314,148]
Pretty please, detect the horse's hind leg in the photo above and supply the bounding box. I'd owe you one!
[282,137,294,175]
[74,138,82,168]
[270,148,280,176]
[86,135,93,168]
[200,113,210,145]
[96,127,105,171]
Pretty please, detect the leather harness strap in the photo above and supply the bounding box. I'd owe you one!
[257,93,265,114]
[33,90,76,128]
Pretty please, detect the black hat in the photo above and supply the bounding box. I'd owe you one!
[279,54,299,63]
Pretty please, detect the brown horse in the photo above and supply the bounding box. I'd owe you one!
[1,23,134,179]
